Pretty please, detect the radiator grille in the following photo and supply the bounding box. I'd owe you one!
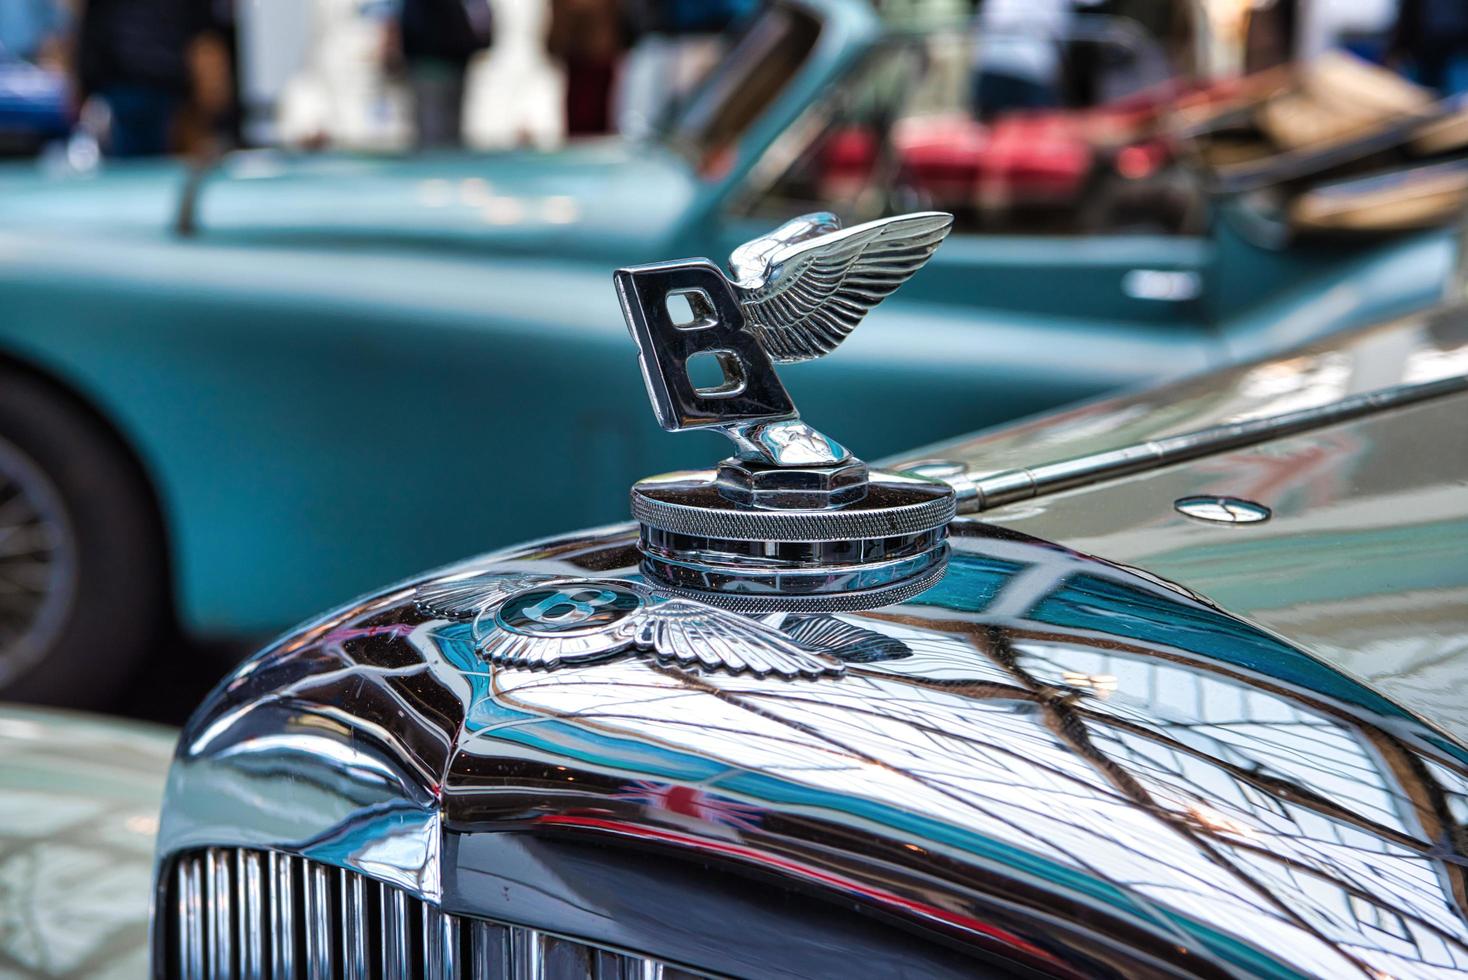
[166,848,705,980]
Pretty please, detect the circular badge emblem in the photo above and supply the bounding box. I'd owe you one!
[1174,495,1271,525]
[495,583,643,637]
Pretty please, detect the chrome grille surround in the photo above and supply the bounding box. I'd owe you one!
[165,847,696,980]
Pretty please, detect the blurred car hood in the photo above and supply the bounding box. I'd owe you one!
[0,706,172,978]
[0,140,701,262]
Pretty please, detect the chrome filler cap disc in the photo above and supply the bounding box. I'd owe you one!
[631,470,954,542]
[632,469,954,613]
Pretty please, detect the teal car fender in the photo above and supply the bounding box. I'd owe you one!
[0,229,1192,637]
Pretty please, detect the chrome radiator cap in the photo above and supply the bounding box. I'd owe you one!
[631,468,953,612]
[614,211,956,611]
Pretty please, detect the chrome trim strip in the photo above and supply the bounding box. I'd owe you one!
[237,850,264,980]
[206,848,233,980]
[957,375,1468,512]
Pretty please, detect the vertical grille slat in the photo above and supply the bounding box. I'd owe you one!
[441,908,462,980]
[594,948,661,980]
[510,927,542,980]
[237,850,265,980]
[423,903,445,980]
[304,863,332,980]
[206,849,235,980]
[164,848,706,979]
[340,868,369,980]
[177,854,205,980]
[268,852,296,980]
[470,918,511,977]
[381,880,410,980]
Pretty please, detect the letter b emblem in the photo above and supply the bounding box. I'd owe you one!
[613,260,796,432]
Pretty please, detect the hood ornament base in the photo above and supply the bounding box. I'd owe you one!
[632,468,954,612]
[615,211,956,611]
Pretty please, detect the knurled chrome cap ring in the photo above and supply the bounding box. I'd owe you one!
[643,556,950,613]
[631,470,955,542]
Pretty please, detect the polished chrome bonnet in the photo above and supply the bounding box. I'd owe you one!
[154,521,1468,979]
[615,211,957,610]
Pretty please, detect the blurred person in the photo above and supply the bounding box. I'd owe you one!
[548,0,620,136]
[615,0,750,139]
[396,0,494,148]
[174,0,238,156]
[1391,0,1468,96]
[462,0,564,150]
[76,0,209,156]
[277,0,412,151]
[970,0,1072,120]
[205,0,241,144]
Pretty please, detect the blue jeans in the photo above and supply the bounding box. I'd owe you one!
[101,85,178,157]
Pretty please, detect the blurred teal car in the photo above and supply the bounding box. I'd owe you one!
[0,0,1458,704]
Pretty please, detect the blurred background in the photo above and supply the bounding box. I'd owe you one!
[5,0,1468,160]
[2,0,1468,160]
[0,0,1465,725]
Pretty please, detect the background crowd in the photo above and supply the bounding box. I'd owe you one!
[1,0,1466,164]
[1,0,756,160]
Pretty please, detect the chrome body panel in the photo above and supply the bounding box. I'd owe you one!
[977,389,1468,750]
[891,303,1468,747]
[157,503,1468,976]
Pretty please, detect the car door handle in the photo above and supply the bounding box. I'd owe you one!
[1122,269,1202,301]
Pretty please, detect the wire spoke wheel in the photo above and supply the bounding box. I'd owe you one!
[0,436,77,688]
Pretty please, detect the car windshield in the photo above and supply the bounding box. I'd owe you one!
[660,3,822,168]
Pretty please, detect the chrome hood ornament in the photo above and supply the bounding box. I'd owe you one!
[617,210,952,471]
[614,211,957,611]
[730,210,952,363]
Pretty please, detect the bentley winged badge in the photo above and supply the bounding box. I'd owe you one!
[615,211,953,470]
[614,211,959,612]
[417,571,843,678]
